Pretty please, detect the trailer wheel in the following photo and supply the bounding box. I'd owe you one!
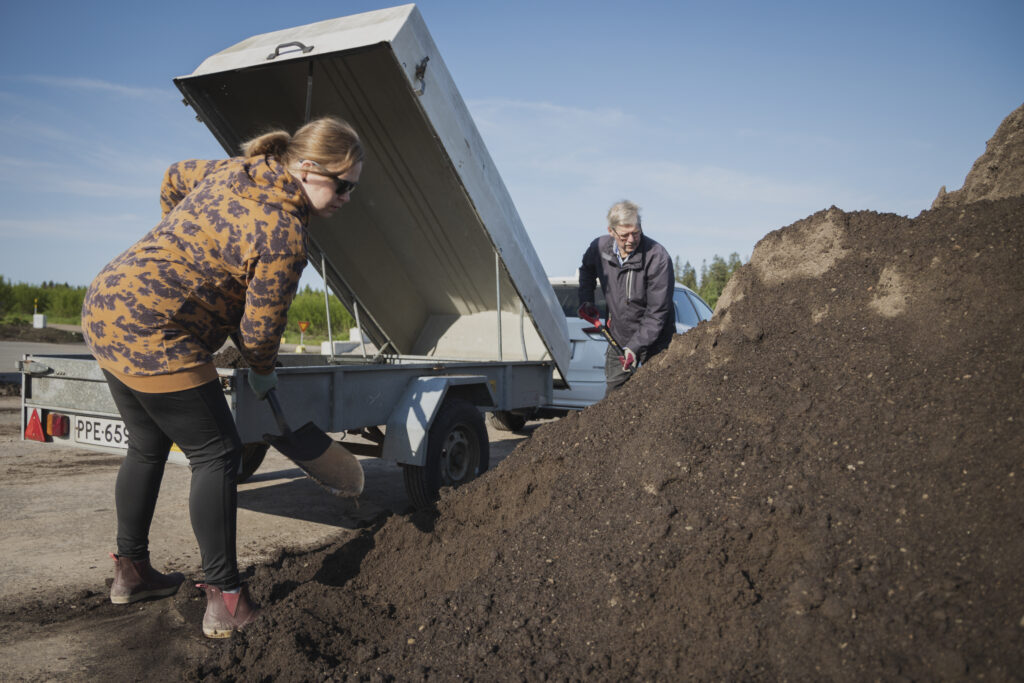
[403,398,490,509]
[237,443,269,484]
[487,410,527,432]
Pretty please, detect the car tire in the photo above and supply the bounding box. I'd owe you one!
[487,410,527,432]
[403,398,490,509]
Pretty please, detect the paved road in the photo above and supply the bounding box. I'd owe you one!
[0,341,90,383]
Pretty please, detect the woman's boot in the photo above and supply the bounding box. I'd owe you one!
[109,552,185,604]
[197,583,261,638]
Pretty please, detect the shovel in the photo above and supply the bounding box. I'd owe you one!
[578,308,636,373]
[262,388,364,497]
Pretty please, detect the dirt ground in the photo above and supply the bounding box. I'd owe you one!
[1,102,1022,681]
[0,392,534,680]
[0,321,84,346]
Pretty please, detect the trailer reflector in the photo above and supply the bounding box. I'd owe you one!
[25,409,46,442]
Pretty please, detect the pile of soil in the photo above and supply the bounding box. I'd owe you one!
[192,103,1023,680]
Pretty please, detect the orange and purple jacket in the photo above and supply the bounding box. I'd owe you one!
[82,155,309,392]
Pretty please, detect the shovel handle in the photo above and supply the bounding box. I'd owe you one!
[596,324,626,357]
[580,311,628,357]
[264,389,293,437]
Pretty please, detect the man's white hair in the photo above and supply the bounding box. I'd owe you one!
[607,200,641,229]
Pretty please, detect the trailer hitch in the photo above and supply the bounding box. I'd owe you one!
[18,360,53,377]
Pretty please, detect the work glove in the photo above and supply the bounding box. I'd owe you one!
[248,369,278,400]
[577,302,600,323]
[618,348,637,371]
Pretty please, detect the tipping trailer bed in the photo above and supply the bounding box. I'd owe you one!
[20,5,568,508]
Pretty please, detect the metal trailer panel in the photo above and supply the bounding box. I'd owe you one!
[21,352,552,457]
[173,4,570,380]
[233,358,551,442]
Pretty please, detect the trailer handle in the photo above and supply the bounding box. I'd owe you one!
[267,41,314,60]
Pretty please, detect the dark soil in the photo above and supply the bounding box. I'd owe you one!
[4,103,1023,682]
[212,346,249,368]
[0,321,83,344]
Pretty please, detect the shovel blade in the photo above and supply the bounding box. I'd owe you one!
[264,422,364,497]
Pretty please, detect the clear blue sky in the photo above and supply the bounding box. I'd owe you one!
[1,0,1021,289]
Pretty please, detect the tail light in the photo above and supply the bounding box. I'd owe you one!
[46,412,70,438]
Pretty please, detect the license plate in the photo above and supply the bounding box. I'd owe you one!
[74,415,130,449]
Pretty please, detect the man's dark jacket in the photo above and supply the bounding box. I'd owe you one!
[578,234,676,357]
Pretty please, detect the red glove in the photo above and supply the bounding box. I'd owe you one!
[577,302,600,323]
[618,347,637,371]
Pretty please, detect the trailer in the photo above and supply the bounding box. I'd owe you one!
[19,5,570,509]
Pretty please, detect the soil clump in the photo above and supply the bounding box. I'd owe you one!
[212,346,249,369]
[2,103,1022,681]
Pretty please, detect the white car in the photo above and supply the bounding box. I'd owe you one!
[487,276,713,431]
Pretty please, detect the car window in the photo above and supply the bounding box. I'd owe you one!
[674,290,701,327]
[552,283,607,318]
[687,291,713,320]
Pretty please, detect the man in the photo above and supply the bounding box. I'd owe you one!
[578,200,676,391]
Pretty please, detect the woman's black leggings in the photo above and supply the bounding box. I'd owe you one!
[103,371,242,589]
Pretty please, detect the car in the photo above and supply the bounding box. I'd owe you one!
[487,276,714,431]
[546,275,713,410]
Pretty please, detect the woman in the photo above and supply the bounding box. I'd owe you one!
[82,116,363,638]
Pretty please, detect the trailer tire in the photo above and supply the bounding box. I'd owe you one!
[487,410,527,432]
[403,398,490,509]
[237,443,269,484]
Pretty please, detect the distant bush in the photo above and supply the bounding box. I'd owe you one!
[285,286,355,343]
[0,277,87,323]
[0,276,10,317]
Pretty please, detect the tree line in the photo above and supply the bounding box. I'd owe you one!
[283,285,356,343]
[0,276,356,342]
[2,257,744,336]
[0,277,87,323]
[673,253,744,309]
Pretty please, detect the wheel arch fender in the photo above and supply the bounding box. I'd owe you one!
[381,375,494,466]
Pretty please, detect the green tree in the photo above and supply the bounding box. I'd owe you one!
[284,285,356,342]
[698,252,744,309]
[10,282,46,316]
[48,285,88,319]
[0,276,11,317]
[727,252,743,276]
[674,256,697,290]
[677,252,746,310]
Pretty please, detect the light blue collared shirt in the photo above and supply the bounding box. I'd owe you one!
[613,242,633,266]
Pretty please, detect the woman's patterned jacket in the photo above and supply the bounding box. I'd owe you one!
[82,155,309,391]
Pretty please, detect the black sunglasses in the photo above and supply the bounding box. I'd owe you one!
[303,160,358,196]
[331,177,358,196]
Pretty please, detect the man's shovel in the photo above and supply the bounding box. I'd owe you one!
[262,388,364,497]
[578,308,635,373]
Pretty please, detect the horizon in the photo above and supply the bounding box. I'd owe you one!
[1,1,1021,289]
